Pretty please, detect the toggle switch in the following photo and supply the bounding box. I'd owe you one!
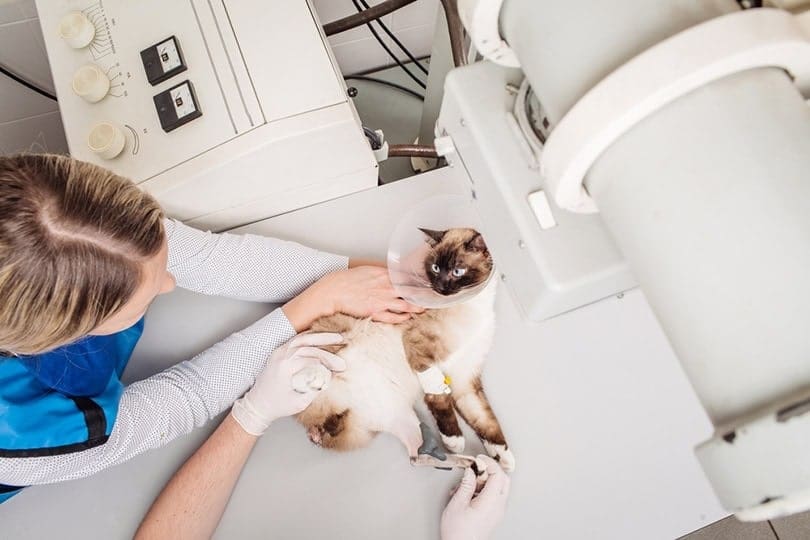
[72,64,110,103]
[59,12,96,49]
[88,122,126,159]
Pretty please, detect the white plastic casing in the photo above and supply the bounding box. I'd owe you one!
[36,0,377,231]
[541,9,810,214]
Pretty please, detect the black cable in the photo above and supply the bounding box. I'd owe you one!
[357,0,429,76]
[345,75,425,101]
[363,126,383,150]
[0,64,56,101]
[351,0,426,90]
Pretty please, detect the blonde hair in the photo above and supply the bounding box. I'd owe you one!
[0,154,165,356]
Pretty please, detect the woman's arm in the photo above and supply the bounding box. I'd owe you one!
[165,219,349,302]
[134,414,257,540]
[135,333,343,539]
[0,308,294,486]
[165,220,420,328]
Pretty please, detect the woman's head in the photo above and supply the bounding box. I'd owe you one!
[0,154,174,356]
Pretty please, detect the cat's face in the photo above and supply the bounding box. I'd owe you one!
[420,227,492,296]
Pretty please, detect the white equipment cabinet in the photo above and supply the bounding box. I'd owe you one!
[35,0,378,231]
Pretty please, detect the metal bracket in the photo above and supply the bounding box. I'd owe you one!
[458,0,520,67]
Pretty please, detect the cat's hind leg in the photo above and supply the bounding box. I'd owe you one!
[424,393,465,454]
[452,376,515,472]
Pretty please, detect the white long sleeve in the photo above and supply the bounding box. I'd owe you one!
[165,219,349,301]
[0,221,348,486]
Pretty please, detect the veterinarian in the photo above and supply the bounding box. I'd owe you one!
[133,375,512,539]
[0,153,423,503]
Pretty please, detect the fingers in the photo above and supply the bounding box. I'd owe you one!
[288,332,344,349]
[371,311,413,324]
[470,455,511,510]
[448,468,477,509]
[292,347,347,372]
[385,298,425,314]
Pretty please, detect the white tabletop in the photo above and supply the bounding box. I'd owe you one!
[0,166,726,539]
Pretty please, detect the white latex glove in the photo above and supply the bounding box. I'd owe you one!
[441,456,511,540]
[231,332,345,436]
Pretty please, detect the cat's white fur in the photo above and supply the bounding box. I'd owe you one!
[296,278,507,464]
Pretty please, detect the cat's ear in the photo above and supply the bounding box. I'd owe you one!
[465,232,488,254]
[419,228,447,247]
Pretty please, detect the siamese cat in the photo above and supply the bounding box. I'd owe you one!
[293,228,515,472]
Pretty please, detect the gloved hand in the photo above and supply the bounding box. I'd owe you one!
[231,332,345,436]
[440,456,511,540]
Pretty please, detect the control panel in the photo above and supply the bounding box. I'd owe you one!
[36,1,265,181]
[35,0,377,231]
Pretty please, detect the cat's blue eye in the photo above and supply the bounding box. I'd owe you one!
[452,267,467,277]
[431,263,441,274]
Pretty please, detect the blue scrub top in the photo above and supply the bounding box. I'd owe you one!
[0,317,145,503]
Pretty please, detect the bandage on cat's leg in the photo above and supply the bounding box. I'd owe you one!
[453,376,516,472]
[291,364,332,393]
[424,394,465,454]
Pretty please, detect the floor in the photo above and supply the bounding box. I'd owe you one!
[349,60,810,540]
[681,512,810,540]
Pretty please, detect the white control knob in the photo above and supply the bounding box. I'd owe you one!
[88,123,126,160]
[59,12,95,49]
[72,65,110,103]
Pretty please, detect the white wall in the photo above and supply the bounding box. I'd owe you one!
[313,0,439,75]
[0,0,68,155]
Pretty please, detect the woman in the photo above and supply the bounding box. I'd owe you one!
[0,153,421,503]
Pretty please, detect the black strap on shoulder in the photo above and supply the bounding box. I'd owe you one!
[70,396,107,441]
[0,397,109,458]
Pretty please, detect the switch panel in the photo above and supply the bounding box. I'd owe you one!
[141,36,187,86]
[153,80,202,132]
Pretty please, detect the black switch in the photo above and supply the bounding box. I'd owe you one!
[153,80,202,133]
[141,36,187,86]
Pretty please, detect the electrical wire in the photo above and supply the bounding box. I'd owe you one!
[324,0,419,36]
[439,0,466,67]
[345,75,425,101]
[363,126,383,150]
[388,144,438,158]
[356,0,428,76]
[351,0,426,90]
[0,64,56,101]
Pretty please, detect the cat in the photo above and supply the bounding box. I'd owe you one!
[293,228,515,472]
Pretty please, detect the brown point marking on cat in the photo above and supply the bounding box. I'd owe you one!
[424,393,463,439]
[300,407,374,451]
[402,324,448,372]
[453,376,507,447]
[422,228,493,297]
[419,228,446,247]
[310,313,355,354]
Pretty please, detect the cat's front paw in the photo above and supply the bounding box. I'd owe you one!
[291,364,332,393]
[484,442,516,473]
[441,434,465,454]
